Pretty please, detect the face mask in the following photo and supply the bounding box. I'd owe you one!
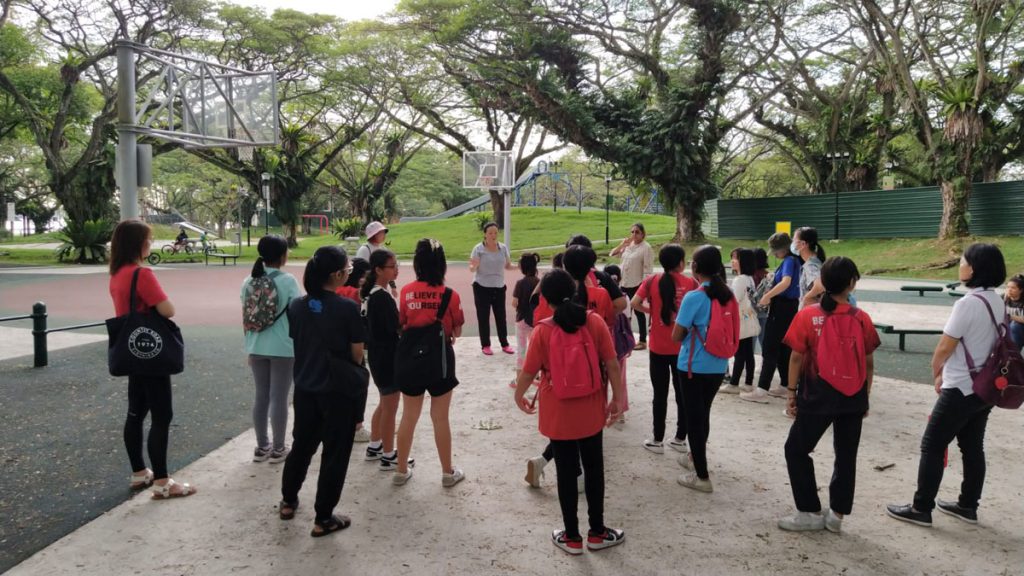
[790,241,800,255]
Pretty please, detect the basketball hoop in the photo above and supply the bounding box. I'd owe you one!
[477,175,495,188]
[237,146,254,162]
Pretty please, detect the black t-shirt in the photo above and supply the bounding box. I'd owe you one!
[288,292,365,392]
[365,288,399,350]
[513,276,540,322]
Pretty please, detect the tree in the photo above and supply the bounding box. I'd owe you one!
[0,0,210,226]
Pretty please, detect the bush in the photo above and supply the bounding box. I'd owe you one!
[54,219,113,263]
[473,211,494,231]
[333,216,362,238]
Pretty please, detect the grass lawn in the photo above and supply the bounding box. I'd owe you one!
[1,207,1020,280]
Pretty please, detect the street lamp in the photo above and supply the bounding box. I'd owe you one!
[824,151,850,240]
[605,175,612,246]
[261,172,270,235]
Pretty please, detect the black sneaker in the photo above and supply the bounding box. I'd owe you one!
[365,443,383,461]
[886,504,932,527]
[379,452,415,472]
[587,527,625,551]
[937,500,978,524]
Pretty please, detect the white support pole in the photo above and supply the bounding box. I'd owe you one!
[116,41,139,220]
[503,189,511,250]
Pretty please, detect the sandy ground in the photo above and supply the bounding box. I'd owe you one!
[6,337,1023,576]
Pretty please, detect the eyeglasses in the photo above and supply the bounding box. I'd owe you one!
[343,267,353,274]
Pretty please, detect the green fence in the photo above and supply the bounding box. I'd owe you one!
[706,181,1024,239]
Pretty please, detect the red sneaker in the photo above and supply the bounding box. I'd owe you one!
[587,527,625,551]
[552,530,583,555]
[501,345,515,354]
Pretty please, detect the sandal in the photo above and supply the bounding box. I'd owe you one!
[311,514,351,538]
[129,469,154,490]
[151,478,197,500]
[279,500,298,520]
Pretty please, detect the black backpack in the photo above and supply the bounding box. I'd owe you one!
[394,288,453,386]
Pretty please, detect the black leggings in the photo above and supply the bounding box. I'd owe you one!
[551,431,606,539]
[124,374,173,479]
[682,372,724,479]
[472,282,509,348]
[649,352,685,442]
[622,285,647,342]
[757,298,798,391]
[730,338,755,386]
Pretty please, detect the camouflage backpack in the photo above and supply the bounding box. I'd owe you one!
[243,271,285,332]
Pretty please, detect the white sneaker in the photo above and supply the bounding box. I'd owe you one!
[667,437,688,453]
[825,509,842,533]
[739,387,770,403]
[778,511,826,532]
[643,439,664,454]
[677,453,694,471]
[677,472,713,493]
[442,467,465,488]
[353,427,371,443]
[525,456,546,488]
[738,384,755,394]
[392,468,413,486]
[767,386,789,398]
[719,383,740,394]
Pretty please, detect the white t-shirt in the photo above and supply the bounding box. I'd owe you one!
[471,242,510,288]
[942,288,1006,396]
[355,242,381,262]
[618,241,654,288]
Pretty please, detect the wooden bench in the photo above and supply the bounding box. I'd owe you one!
[873,323,942,351]
[205,252,239,266]
[900,285,944,297]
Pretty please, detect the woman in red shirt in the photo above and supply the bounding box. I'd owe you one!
[108,220,195,499]
[392,239,466,488]
[513,268,626,555]
[631,244,699,454]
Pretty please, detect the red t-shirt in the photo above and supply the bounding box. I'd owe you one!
[524,313,617,441]
[783,303,881,369]
[335,285,361,303]
[109,264,169,316]
[635,272,699,356]
[533,286,614,327]
[398,281,465,338]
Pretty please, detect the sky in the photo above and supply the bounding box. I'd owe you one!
[229,0,399,21]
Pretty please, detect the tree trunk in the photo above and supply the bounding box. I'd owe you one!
[489,190,505,228]
[938,178,971,239]
[673,203,702,242]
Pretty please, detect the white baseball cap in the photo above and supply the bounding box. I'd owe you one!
[365,221,388,239]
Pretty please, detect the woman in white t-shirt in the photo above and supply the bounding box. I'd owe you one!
[469,221,515,355]
[610,222,654,350]
[886,243,1007,527]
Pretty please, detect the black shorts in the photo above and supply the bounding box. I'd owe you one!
[400,344,459,398]
[368,346,400,396]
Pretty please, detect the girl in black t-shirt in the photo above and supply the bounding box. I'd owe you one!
[511,252,541,387]
[361,249,405,470]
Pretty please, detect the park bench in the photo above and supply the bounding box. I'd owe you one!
[873,323,943,351]
[901,285,944,297]
[205,251,239,266]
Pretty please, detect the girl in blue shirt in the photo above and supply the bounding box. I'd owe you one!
[741,232,801,403]
[672,245,736,494]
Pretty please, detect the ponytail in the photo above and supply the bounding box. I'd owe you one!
[563,244,596,312]
[819,256,860,313]
[692,245,732,305]
[252,234,288,278]
[251,257,266,279]
[540,269,587,333]
[361,249,395,300]
[795,227,825,262]
[303,246,348,297]
[657,244,686,326]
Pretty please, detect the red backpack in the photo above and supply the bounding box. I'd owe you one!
[813,305,867,396]
[687,288,740,377]
[540,314,603,400]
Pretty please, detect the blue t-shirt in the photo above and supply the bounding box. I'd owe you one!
[675,282,729,375]
[774,255,801,300]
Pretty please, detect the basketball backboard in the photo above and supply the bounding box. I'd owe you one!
[463,150,515,189]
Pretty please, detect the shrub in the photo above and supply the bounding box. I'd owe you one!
[473,211,494,231]
[333,216,362,238]
[54,219,113,263]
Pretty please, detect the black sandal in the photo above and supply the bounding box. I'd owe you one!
[310,514,351,537]
[279,500,298,521]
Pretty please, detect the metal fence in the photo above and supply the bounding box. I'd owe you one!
[703,180,1024,239]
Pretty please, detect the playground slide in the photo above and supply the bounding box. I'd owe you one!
[399,194,492,223]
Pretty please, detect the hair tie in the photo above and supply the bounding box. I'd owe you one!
[562,297,570,303]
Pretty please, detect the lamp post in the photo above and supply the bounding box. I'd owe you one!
[824,151,849,239]
[605,175,612,245]
[261,172,270,235]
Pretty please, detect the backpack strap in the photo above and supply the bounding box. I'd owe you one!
[436,287,453,321]
[960,293,1004,373]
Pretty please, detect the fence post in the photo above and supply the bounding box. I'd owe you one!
[31,301,47,368]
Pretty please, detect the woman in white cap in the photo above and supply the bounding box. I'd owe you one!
[357,221,396,298]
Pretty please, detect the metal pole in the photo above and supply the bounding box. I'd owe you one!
[605,176,611,245]
[262,172,270,235]
[834,185,839,240]
[116,41,139,220]
[503,189,511,250]
[32,302,47,368]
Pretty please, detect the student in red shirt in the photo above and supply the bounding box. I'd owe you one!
[393,239,466,488]
[631,244,699,454]
[514,268,626,555]
[108,219,195,499]
[777,256,879,534]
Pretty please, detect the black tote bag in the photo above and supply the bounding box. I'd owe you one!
[106,268,185,377]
